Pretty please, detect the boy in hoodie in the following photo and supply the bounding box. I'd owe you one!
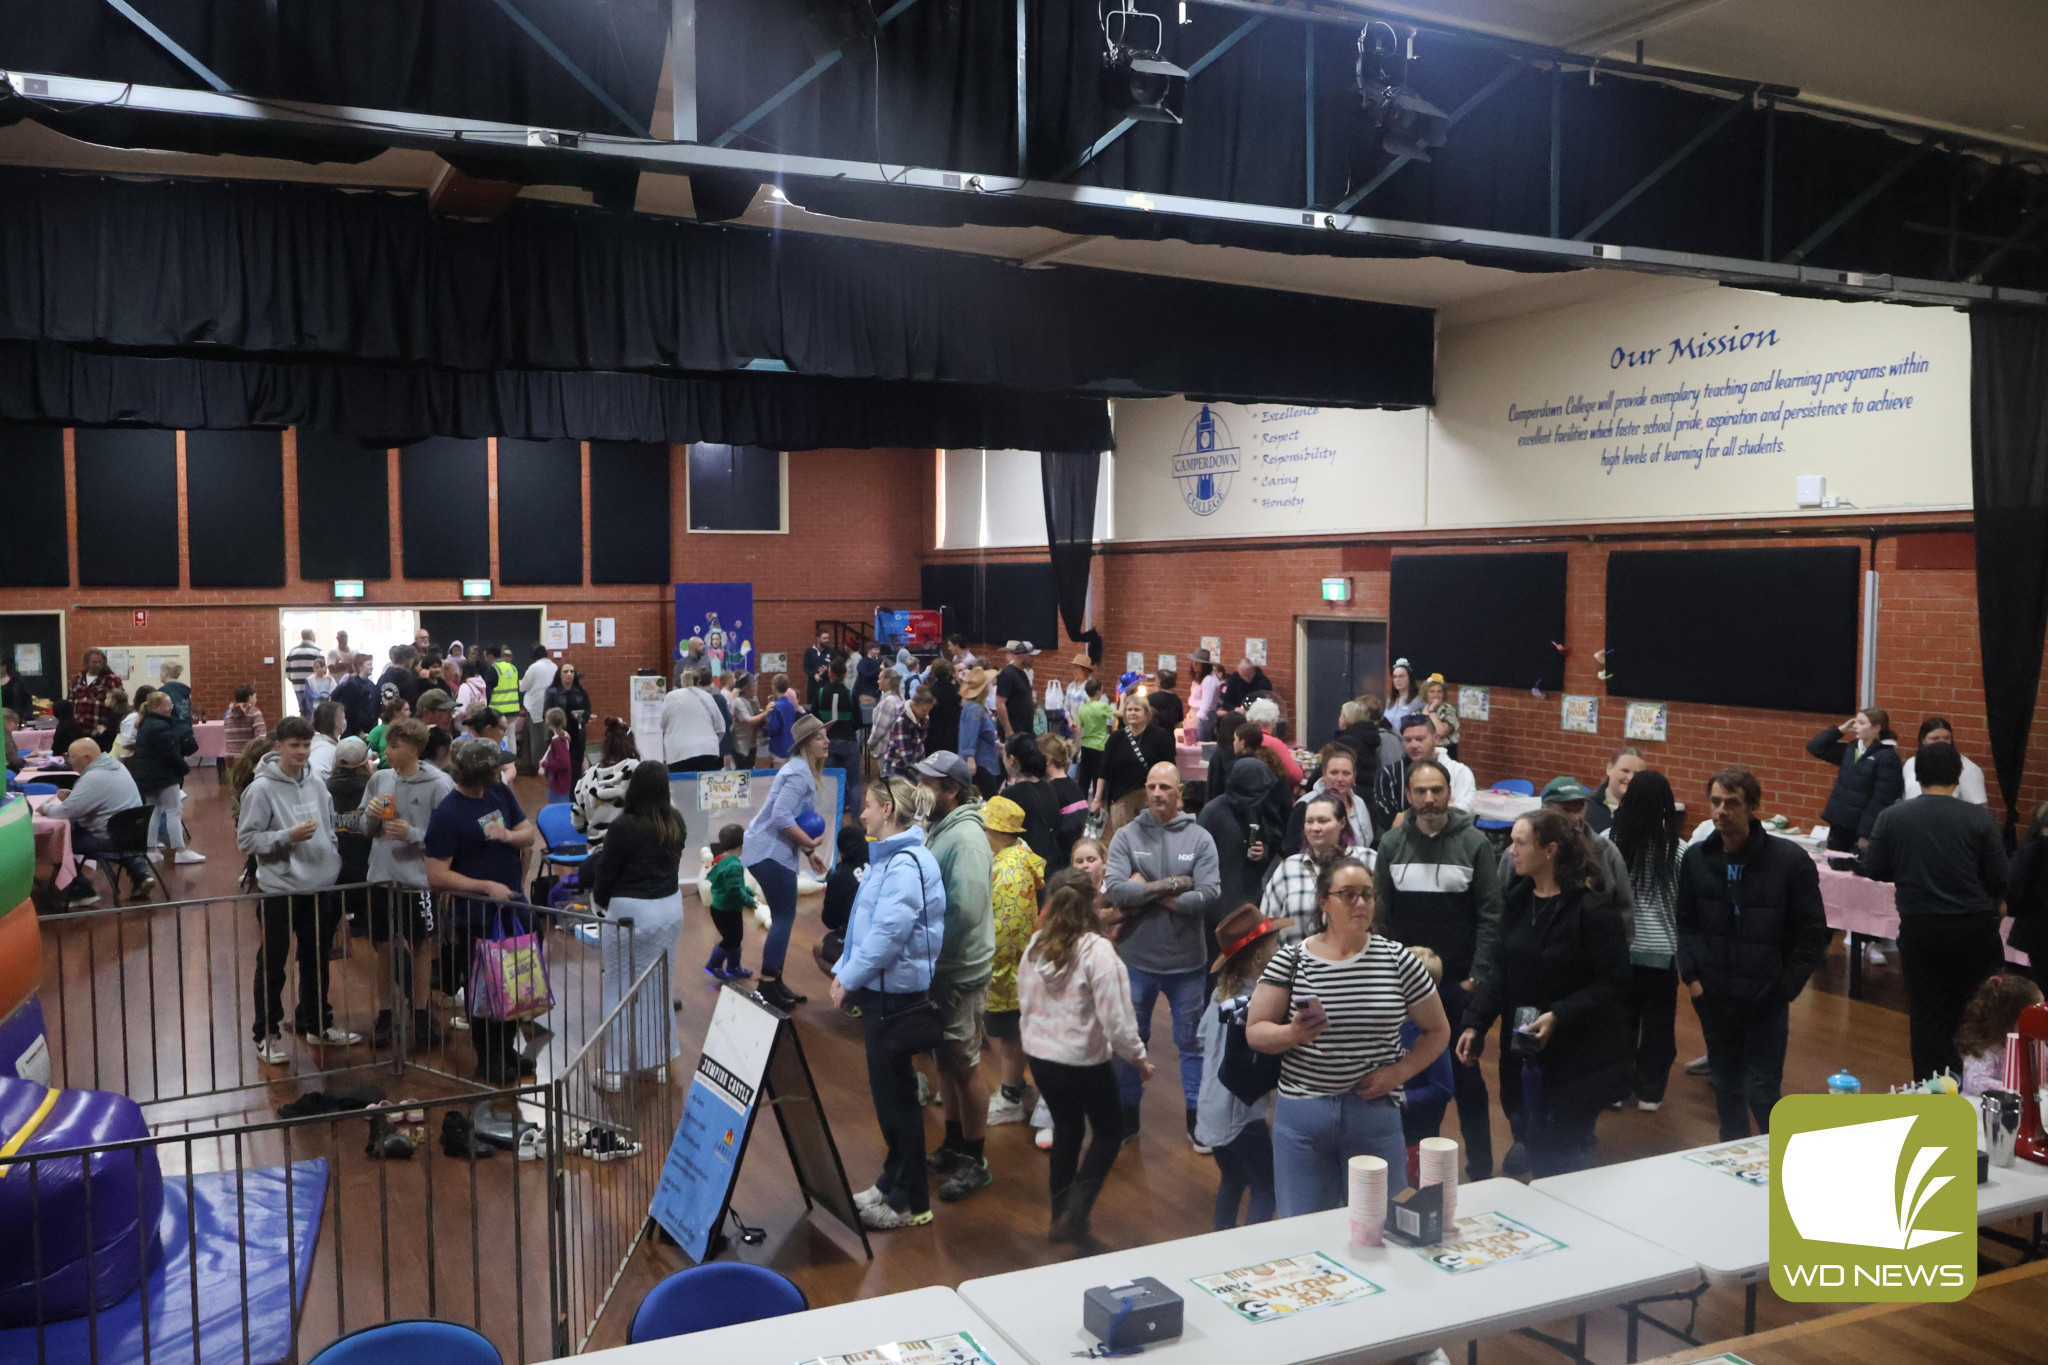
[236,715,356,1065]
[913,750,997,1201]
[1373,758,1503,1181]
[345,720,453,1050]
[705,824,757,981]
[44,738,156,904]
[1105,760,1222,1147]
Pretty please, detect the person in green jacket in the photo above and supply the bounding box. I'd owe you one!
[705,823,758,981]
[914,749,996,1202]
[1074,677,1114,802]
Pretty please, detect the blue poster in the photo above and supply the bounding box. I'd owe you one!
[674,582,755,677]
[650,986,781,1261]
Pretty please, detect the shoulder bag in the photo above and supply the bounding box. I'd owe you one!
[873,851,948,1056]
[1217,945,1300,1105]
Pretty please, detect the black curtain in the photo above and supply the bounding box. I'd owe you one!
[1972,310,2048,835]
[1040,450,1100,663]
[0,172,1433,409]
[0,423,68,587]
[75,428,179,587]
[401,438,490,581]
[186,428,286,587]
[589,440,671,584]
[496,437,584,585]
[297,433,391,581]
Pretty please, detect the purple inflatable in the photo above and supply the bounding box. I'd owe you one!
[0,1076,162,1327]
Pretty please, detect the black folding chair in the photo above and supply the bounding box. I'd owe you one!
[102,807,166,905]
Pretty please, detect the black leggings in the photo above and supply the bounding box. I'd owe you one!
[252,893,341,1041]
[1029,1056,1124,1201]
[709,907,745,956]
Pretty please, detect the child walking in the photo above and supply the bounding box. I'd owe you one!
[1074,678,1113,803]
[704,823,756,980]
[1195,904,1281,1229]
[541,707,574,802]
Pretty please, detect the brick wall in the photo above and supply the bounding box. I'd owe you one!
[8,433,931,725]
[926,514,2048,830]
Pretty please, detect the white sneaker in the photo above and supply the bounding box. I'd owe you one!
[853,1184,890,1210]
[256,1036,289,1066]
[304,1026,362,1048]
[858,1202,932,1230]
[172,849,207,865]
[146,850,164,864]
[1865,944,1889,966]
[1637,1099,1663,1112]
[987,1090,1029,1125]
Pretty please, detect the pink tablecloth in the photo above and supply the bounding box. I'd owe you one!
[1814,858,2026,965]
[11,720,225,760]
[27,793,73,890]
[1176,742,1206,783]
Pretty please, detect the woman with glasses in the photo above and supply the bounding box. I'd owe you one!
[1245,856,1451,1217]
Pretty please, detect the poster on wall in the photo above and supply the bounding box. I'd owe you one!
[674,583,755,677]
[1561,695,1600,734]
[1126,651,1145,674]
[1457,686,1490,721]
[1245,638,1268,667]
[1201,635,1222,658]
[1624,701,1669,742]
[759,652,787,676]
[629,674,667,763]
[1429,280,1971,528]
[544,619,568,650]
[595,617,615,648]
[1110,399,1429,543]
[1158,654,1176,674]
[12,645,40,677]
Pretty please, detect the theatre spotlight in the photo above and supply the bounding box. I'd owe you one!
[1354,21,1448,160]
[1101,2,1188,125]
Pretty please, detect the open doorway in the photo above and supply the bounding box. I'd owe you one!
[279,608,419,718]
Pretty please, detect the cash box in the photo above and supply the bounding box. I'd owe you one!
[1083,1277,1184,1350]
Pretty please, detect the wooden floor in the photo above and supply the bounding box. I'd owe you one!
[48,771,2045,1363]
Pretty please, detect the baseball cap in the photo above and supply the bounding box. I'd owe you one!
[1003,640,1040,656]
[982,796,1026,834]
[415,688,455,715]
[335,737,370,768]
[1540,776,1592,805]
[913,750,972,787]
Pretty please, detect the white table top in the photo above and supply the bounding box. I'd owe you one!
[1534,1134,2048,1287]
[959,1178,1698,1365]
[564,1286,1024,1365]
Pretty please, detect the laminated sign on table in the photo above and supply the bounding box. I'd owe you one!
[1191,1252,1382,1323]
[1411,1212,1566,1274]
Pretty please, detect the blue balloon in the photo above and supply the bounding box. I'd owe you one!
[795,809,827,841]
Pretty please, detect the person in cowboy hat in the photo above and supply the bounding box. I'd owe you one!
[995,641,1040,740]
[1195,903,1285,1226]
[958,666,1003,799]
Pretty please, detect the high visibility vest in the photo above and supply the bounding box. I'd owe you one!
[489,660,521,714]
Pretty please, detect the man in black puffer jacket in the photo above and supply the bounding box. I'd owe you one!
[1675,766,1829,1141]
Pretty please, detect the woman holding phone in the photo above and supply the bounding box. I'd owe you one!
[1457,810,1630,1177]
[1246,856,1451,1217]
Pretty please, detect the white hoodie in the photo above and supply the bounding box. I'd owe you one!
[1017,930,1148,1068]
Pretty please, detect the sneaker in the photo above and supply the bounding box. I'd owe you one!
[64,889,101,908]
[987,1090,1029,1125]
[916,1071,937,1107]
[938,1158,992,1202]
[1636,1099,1663,1112]
[1187,1107,1213,1155]
[172,849,207,865]
[1684,1054,1711,1075]
[131,876,158,897]
[858,1202,933,1230]
[926,1144,967,1174]
[723,965,754,981]
[704,964,730,981]
[304,1026,362,1048]
[853,1184,890,1210]
[1865,944,1889,966]
[146,850,164,864]
[255,1035,289,1066]
[1501,1142,1532,1178]
[578,1127,642,1163]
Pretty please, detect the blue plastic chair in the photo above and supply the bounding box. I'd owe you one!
[629,1263,809,1342]
[1475,777,1535,832]
[535,801,589,869]
[20,783,58,797]
[308,1320,502,1365]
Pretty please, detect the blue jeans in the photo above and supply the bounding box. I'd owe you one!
[749,857,799,977]
[1271,1092,1412,1218]
[1115,965,1207,1110]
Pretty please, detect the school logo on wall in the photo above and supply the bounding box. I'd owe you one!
[1173,405,1240,517]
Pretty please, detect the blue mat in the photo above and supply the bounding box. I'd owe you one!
[0,1160,327,1365]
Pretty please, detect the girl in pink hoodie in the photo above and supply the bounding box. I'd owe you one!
[1018,869,1151,1248]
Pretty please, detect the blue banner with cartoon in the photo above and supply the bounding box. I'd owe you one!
[674,583,755,677]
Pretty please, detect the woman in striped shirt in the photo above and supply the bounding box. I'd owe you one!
[1606,769,1685,1112]
[1246,856,1451,1218]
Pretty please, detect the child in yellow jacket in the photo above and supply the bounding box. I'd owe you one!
[982,795,1046,1123]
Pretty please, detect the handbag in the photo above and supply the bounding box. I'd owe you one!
[470,905,555,1022]
[873,853,947,1056]
[1217,946,1298,1105]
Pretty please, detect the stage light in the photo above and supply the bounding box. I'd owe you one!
[1101,3,1187,125]
[1354,21,1448,161]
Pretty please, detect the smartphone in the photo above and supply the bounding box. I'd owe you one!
[1511,1005,1541,1056]
[1246,820,1263,850]
[1292,990,1326,1029]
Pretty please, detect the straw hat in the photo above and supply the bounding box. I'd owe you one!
[960,667,993,703]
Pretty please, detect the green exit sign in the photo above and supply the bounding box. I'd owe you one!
[462,579,493,598]
[333,580,365,599]
[1321,576,1352,602]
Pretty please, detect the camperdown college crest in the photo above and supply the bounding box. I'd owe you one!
[1174,405,1240,516]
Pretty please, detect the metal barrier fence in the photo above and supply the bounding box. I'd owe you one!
[9,886,680,1363]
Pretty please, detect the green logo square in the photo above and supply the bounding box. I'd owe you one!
[1769,1094,1977,1303]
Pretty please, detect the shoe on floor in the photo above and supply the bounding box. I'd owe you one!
[1501,1143,1532,1178]
[987,1090,1029,1125]
[859,1202,933,1230]
[578,1126,642,1162]
[1684,1054,1711,1075]
[938,1157,992,1202]
[723,965,754,980]
[1865,946,1889,966]
[255,1035,289,1066]
[172,849,207,865]
[853,1184,890,1210]
[64,890,101,908]
[145,850,164,864]
[926,1144,967,1174]
[304,1026,362,1048]
[1637,1099,1663,1112]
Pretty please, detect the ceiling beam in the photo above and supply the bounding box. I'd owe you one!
[1060,15,1266,182]
[1781,138,1937,265]
[1572,89,1752,242]
[1332,59,1523,214]
[101,0,231,93]
[484,0,651,138]
[708,0,923,150]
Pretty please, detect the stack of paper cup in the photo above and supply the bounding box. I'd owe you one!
[1417,1137,1460,1230]
[1348,1155,1387,1246]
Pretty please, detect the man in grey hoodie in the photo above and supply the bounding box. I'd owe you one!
[343,718,454,1050]
[236,715,355,1064]
[1107,761,1222,1148]
[913,750,997,1202]
[44,738,155,904]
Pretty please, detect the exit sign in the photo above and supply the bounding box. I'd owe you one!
[1320,576,1352,602]
[333,580,365,599]
[461,579,493,598]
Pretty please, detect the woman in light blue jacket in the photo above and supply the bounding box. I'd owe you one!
[829,775,947,1231]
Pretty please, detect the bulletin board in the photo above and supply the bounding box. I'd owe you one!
[93,645,192,693]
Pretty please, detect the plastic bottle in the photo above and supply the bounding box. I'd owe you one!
[1827,1069,1860,1095]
